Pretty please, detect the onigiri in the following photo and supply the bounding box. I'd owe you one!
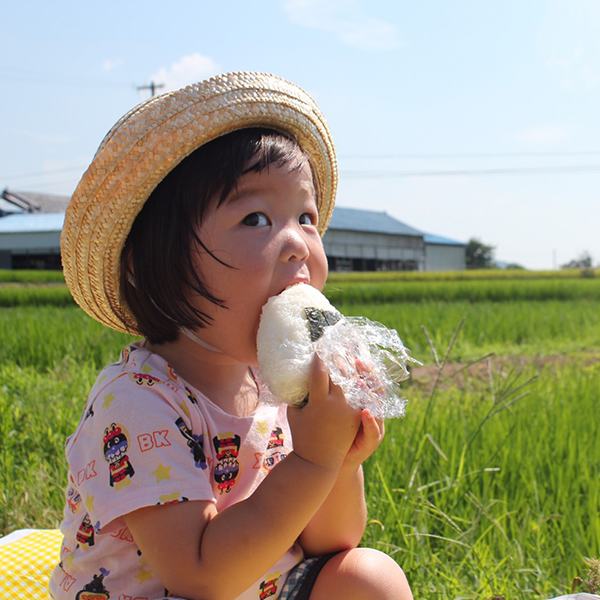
[256,284,340,406]
[256,283,420,418]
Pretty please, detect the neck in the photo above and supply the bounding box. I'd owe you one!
[146,334,259,417]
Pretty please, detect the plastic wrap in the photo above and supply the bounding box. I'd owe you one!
[256,284,420,419]
[315,317,420,419]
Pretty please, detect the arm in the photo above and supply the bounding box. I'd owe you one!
[298,410,385,556]
[124,358,361,600]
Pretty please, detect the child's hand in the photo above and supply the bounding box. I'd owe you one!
[288,356,362,471]
[341,409,385,473]
[344,357,386,470]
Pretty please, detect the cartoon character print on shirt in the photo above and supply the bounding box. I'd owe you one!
[175,417,207,469]
[121,345,132,366]
[259,572,281,599]
[103,423,135,489]
[254,427,289,475]
[75,567,110,600]
[76,513,95,549]
[129,372,161,387]
[157,492,190,506]
[212,433,241,494]
[184,385,198,404]
[129,368,180,395]
[165,361,179,382]
[265,427,288,472]
[66,479,82,514]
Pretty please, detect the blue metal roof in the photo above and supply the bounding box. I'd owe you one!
[328,207,424,237]
[0,199,20,214]
[329,207,465,246]
[423,233,466,246]
[0,212,65,233]
[0,206,465,247]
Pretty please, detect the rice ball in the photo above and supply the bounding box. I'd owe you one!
[256,284,341,406]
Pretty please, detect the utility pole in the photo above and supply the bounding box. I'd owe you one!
[137,81,165,98]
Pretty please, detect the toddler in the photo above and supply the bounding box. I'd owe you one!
[50,72,413,600]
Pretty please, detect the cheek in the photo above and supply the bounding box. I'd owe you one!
[310,242,329,289]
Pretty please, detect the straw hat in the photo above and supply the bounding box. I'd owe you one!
[61,71,338,334]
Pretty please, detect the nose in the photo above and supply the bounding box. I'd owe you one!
[280,223,310,263]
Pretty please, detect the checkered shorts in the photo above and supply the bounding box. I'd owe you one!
[162,553,335,600]
[278,553,335,600]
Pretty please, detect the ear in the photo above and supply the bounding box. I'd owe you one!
[121,245,137,289]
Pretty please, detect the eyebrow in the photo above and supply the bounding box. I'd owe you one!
[223,178,317,207]
[220,183,264,207]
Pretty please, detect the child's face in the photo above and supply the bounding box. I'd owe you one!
[192,151,328,366]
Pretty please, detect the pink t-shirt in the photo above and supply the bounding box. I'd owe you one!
[49,342,303,600]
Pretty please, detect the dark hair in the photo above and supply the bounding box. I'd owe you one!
[119,128,311,345]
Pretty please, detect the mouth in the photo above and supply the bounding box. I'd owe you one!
[281,277,311,295]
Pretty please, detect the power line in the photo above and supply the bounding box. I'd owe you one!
[3,163,599,189]
[0,67,132,89]
[341,164,600,178]
[0,166,87,182]
[340,151,600,159]
[8,179,78,193]
[137,81,165,98]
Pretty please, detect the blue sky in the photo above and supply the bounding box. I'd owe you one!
[2,0,599,269]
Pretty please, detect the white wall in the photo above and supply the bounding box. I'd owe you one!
[323,230,425,262]
[425,244,466,271]
[0,231,61,252]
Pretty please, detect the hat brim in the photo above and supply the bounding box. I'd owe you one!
[61,72,337,334]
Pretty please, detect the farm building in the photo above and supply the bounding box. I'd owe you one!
[0,189,68,270]
[423,233,468,272]
[0,189,466,272]
[323,207,425,271]
[323,207,466,272]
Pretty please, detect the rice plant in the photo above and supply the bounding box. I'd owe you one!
[327,268,598,283]
[0,269,65,284]
[362,324,600,599]
[0,285,73,307]
[1,274,598,599]
[325,277,600,305]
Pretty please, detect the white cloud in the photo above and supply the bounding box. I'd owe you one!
[148,54,221,94]
[102,58,123,72]
[283,0,402,51]
[514,125,572,145]
[537,0,600,90]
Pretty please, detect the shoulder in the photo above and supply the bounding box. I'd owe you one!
[68,344,197,454]
[92,343,187,408]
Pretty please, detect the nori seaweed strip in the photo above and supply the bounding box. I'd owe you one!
[305,308,342,342]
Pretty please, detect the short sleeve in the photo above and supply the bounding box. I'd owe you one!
[65,367,215,533]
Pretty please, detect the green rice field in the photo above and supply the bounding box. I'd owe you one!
[1,269,599,599]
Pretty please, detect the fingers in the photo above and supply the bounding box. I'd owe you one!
[360,410,385,444]
[288,355,362,470]
[339,409,386,472]
[308,355,347,406]
[308,354,330,397]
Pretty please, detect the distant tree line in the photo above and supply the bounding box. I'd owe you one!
[465,238,524,269]
[560,251,593,269]
[466,238,596,272]
[466,238,495,269]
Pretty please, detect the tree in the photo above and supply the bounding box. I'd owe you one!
[466,238,495,269]
[560,251,593,269]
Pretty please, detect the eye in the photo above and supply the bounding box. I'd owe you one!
[299,212,316,226]
[242,212,270,227]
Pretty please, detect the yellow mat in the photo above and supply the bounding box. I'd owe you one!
[0,529,62,600]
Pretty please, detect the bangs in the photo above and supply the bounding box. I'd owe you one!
[120,128,313,345]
